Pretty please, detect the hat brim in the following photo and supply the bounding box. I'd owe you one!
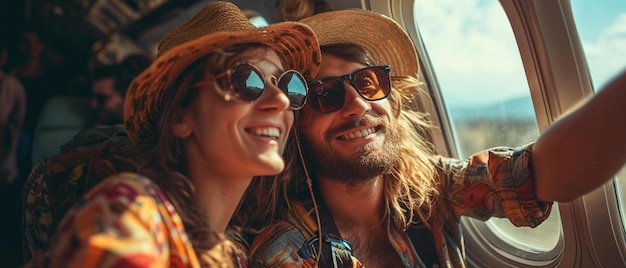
[300,9,418,78]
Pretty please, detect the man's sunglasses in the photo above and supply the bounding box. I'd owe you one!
[306,65,392,113]
[195,63,308,110]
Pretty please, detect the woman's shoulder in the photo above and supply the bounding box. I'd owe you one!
[99,171,154,183]
[31,171,198,268]
[77,172,172,215]
[86,172,161,196]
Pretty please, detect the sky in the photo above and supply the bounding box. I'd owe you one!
[571,0,626,88]
[413,0,626,106]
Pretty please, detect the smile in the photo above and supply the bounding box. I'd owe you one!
[246,127,281,139]
[338,127,378,140]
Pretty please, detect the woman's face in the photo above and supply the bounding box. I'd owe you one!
[174,47,294,180]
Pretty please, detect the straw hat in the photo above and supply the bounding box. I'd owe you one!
[299,9,417,78]
[124,1,321,145]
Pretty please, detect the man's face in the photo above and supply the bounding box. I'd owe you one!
[298,53,401,184]
[90,77,124,125]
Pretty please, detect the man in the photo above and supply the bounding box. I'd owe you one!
[246,9,626,267]
[90,54,150,126]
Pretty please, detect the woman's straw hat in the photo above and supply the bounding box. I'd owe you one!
[125,1,321,145]
[300,9,417,78]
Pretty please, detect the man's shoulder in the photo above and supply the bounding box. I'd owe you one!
[0,72,26,100]
[248,220,310,267]
[250,220,307,253]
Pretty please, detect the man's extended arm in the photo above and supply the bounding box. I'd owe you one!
[532,70,626,202]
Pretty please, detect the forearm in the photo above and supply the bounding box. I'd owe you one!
[533,70,626,202]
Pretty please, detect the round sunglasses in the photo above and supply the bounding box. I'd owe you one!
[195,63,309,110]
[306,65,392,113]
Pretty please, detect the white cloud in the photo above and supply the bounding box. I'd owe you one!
[581,13,626,88]
[414,1,626,104]
[414,0,529,105]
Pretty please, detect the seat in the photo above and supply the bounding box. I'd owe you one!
[31,96,95,165]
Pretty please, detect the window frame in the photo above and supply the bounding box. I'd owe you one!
[365,0,626,266]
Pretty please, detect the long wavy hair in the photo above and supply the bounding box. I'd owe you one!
[134,44,278,265]
[237,43,440,232]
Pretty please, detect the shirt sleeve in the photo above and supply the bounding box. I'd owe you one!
[436,144,552,227]
[35,173,177,268]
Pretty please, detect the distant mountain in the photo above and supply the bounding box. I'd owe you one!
[446,96,536,122]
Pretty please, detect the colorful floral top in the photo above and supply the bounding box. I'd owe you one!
[26,172,246,268]
[249,145,553,267]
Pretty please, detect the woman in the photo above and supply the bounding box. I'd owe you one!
[28,2,320,267]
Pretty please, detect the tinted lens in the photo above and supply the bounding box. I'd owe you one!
[277,70,308,109]
[307,78,345,113]
[230,65,264,101]
[353,67,391,100]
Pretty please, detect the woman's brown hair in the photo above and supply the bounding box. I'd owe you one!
[134,44,281,265]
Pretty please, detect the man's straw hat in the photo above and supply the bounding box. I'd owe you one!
[300,9,418,78]
[125,1,321,145]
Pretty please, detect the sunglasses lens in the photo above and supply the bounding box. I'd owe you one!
[277,71,308,109]
[230,65,264,101]
[308,78,345,113]
[354,67,391,100]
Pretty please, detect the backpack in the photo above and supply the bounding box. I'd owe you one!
[21,125,137,262]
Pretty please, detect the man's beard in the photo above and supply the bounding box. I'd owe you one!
[302,118,402,186]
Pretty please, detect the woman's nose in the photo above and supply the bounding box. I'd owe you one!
[256,80,291,111]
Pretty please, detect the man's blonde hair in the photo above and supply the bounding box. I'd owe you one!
[383,75,439,229]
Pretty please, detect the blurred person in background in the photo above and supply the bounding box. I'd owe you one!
[0,31,26,268]
[89,54,152,126]
[9,22,71,182]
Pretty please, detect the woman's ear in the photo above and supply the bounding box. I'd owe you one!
[172,110,193,138]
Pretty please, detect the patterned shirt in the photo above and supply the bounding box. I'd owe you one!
[26,172,246,268]
[249,145,553,267]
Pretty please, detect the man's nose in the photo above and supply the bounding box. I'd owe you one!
[339,83,371,118]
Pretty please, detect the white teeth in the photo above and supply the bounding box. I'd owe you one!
[249,127,280,139]
[339,127,377,140]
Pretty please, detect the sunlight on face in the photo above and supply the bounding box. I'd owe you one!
[299,53,399,183]
[176,46,294,181]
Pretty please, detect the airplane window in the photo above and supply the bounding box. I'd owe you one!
[570,0,626,234]
[413,0,561,259]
